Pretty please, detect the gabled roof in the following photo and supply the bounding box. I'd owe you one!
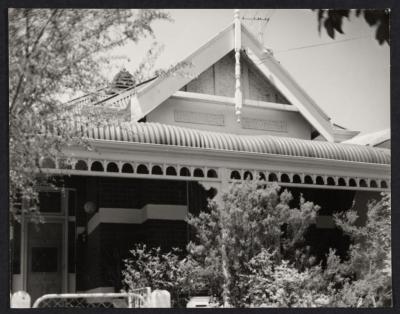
[130,23,235,119]
[129,21,336,142]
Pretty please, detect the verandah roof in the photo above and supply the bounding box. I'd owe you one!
[77,122,390,165]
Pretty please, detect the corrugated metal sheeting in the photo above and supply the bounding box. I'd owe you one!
[79,122,390,165]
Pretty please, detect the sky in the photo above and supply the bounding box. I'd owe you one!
[107,9,390,135]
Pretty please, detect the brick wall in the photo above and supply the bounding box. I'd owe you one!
[77,227,102,290]
[139,180,187,207]
[76,220,189,291]
[68,177,208,291]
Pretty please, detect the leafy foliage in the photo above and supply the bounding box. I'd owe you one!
[187,181,320,307]
[122,181,391,308]
[9,9,170,221]
[330,193,392,307]
[122,245,208,307]
[315,9,390,45]
[243,249,329,307]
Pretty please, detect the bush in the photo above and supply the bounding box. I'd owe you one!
[242,249,330,307]
[186,181,320,307]
[122,245,213,307]
[330,193,392,307]
[121,181,391,308]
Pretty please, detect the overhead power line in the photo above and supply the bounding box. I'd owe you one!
[253,35,374,66]
[274,36,373,54]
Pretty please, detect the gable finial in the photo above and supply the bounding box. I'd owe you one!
[234,9,242,123]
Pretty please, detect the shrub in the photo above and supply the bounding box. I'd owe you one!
[330,193,392,307]
[187,181,320,307]
[121,181,391,308]
[122,245,213,307]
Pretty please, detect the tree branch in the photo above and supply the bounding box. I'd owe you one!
[28,9,60,59]
[10,9,60,112]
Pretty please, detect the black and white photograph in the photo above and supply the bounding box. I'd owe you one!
[7,8,391,308]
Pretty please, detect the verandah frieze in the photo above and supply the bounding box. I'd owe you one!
[40,156,390,192]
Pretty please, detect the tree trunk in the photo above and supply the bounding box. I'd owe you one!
[220,231,230,307]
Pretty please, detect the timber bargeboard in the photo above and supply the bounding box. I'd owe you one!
[130,22,335,142]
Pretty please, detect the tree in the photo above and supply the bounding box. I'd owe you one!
[187,181,391,307]
[186,181,320,307]
[315,9,390,45]
[8,9,170,221]
[329,193,392,307]
[122,181,391,308]
[122,182,321,307]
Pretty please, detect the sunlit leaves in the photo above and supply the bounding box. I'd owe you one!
[123,183,390,307]
[331,193,392,307]
[9,9,170,221]
[187,180,320,307]
[122,244,205,307]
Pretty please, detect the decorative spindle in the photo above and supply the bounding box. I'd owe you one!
[234,9,242,123]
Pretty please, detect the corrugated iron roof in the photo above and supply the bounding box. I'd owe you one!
[78,122,390,165]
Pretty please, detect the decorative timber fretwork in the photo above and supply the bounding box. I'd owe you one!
[40,157,390,192]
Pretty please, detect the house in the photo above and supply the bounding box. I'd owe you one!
[11,15,390,302]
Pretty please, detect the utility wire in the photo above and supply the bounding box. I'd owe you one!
[252,35,373,66]
[242,11,370,57]
[273,35,372,54]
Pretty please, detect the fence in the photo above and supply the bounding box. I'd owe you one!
[32,289,151,308]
